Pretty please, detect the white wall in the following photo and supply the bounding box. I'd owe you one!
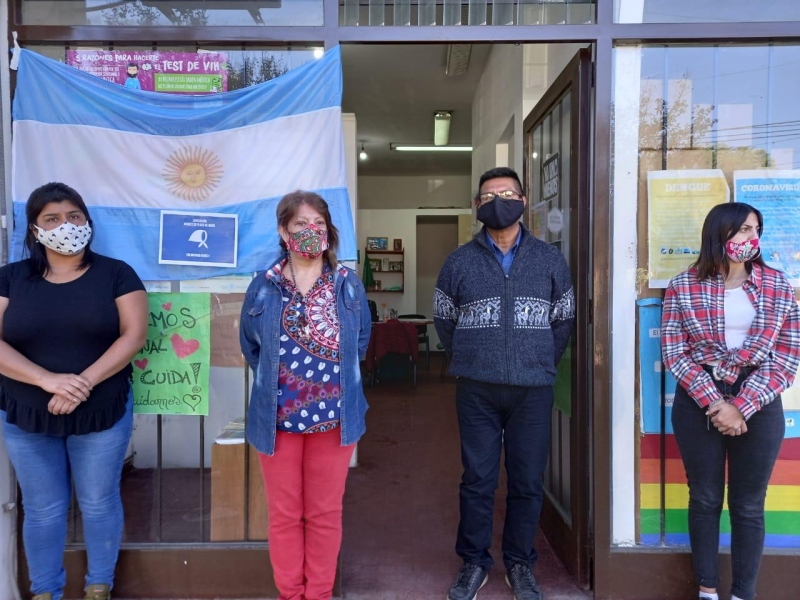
[472,45,525,182]
[416,218,460,349]
[358,175,471,209]
[473,43,590,191]
[357,207,472,318]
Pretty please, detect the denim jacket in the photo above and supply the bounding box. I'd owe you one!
[240,259,372,456]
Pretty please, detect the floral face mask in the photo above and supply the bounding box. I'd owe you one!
[286,223,329,259]
[725,237,760,263]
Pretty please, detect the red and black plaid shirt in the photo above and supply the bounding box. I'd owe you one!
[661,264,800,420]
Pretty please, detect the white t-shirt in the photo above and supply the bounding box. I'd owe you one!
[724,286,756,349]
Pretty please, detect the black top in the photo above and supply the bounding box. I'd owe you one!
[0,254,145,436]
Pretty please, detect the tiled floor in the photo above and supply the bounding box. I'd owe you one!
[340,358,592,600]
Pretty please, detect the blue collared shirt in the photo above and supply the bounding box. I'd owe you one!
[485,226,522,276]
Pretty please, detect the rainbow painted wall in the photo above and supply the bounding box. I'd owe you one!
[639,434,800,548]
[638,299,800,548]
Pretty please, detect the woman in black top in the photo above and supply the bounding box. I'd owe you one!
[0,183,148,600]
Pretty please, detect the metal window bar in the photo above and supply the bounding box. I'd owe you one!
[492,0,515,25]
[343,0,360,25]
[443,0,462,25]
[244,363,251,541]
[200,414,205,542]
[394,0,412,26]
[369,0,386,25]
[418,0,436,25]
[468,0,487,26]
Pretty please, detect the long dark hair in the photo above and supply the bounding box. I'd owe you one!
[693,202,765,280]
[24,182,95,278]
[276,190,339,269]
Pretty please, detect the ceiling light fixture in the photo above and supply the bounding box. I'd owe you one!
[390,144,472,152]
[434,111,452,146]
[446,45,472,76]
[313,48,324,59]
[359,142,368,161]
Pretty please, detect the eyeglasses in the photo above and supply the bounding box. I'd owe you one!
[477,190,523,205]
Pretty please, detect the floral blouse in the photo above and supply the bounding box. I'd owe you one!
[276,261,342,433]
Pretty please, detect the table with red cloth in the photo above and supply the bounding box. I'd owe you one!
[364,319,420,373]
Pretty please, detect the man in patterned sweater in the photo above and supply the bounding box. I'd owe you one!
[434,167,575,600]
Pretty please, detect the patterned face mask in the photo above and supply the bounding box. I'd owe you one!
[286,223,329,259]
[34,221,92,256]
[726,237,760,263]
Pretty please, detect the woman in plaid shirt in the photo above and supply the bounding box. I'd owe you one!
[662,202,800,600]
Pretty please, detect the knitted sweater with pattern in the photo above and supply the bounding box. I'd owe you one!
[433,225,575,387]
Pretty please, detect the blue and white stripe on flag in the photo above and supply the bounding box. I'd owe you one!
[11,47,355,280]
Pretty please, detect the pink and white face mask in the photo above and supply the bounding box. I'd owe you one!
[725,237,760,263]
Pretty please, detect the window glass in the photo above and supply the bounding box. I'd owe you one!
[615,0,800,23]
[612,44,800,549]
[20,1,323,26]
[17,44,316,546]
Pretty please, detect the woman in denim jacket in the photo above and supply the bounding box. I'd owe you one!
[240,190,371,600]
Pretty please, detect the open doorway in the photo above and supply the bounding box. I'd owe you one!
[341,42,594,598]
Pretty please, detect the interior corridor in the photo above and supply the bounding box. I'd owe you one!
[341,357,591,599]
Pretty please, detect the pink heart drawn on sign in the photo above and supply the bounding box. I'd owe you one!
[162,302,173,311]
[134,358,148,370]
[171,333,200,360]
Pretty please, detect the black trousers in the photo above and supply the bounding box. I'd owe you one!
[672,373,784,600]
[455,377,554,571]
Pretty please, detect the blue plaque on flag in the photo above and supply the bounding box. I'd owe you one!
[159,211,238,268]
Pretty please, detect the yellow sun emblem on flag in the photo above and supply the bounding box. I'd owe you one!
[163,146,224,202]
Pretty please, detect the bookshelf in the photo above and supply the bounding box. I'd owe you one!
[365,249,404,293]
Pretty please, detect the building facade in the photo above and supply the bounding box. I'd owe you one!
[1,1,800,598]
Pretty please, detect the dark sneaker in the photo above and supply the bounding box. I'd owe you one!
[505,563,543,600]
[447,563,489,600]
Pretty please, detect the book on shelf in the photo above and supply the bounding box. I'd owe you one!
[223,416,245,431]
[215,417,246,444]
[215,428,245,445]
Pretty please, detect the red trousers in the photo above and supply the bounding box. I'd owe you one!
[259,430,355,600]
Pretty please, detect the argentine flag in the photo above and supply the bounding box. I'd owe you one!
[11,47,355,280]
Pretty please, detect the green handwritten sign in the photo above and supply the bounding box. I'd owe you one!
[132,293,211,416]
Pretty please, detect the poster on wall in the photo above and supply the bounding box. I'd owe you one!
[66,50,228,94]
[648,169,730,287]
[637,298,678,434]
[734,170,800,286]
[531,202,547,240]
[132,293,211,416]
[542,152,560,202]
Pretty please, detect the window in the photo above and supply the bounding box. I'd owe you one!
[615,0,800,23]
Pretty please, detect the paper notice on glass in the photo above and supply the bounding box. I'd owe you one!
[734,170,800,286]
[210,293,246,368]
[132,293,210,416]
[648,170,730,288]
[180,275,253,294]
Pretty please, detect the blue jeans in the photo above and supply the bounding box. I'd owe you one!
[1,396,133,600]
[455,378,554,571]
[672,374,784,600]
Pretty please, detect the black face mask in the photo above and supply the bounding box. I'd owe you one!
[476,196,525,231]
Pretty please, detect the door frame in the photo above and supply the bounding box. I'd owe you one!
[522,48,593,589]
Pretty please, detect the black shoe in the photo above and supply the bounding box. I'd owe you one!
[505,563,543,600]
[447,563,489,600]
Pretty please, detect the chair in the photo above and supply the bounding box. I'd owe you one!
[437,342,449,377]
[365,320,419,387]
[367,299,380,323]
[398,314,430,370]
